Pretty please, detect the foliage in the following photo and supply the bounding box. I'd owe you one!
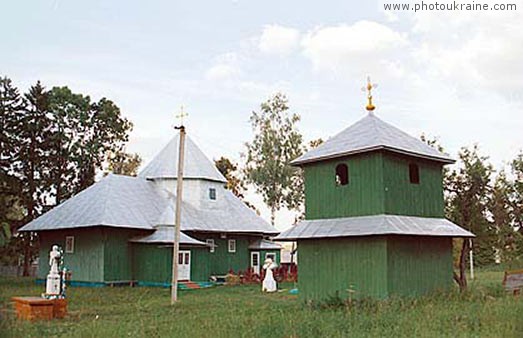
[244,93,305,225]
[446,145,496,267]
[105,151,142,176]
[1,269,522,337]
[0,76,133,272]
[214,156,246,198]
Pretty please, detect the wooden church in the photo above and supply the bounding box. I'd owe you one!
[276,82,474,300]
[20,134,280,286]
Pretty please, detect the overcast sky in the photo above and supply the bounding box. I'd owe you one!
[3,0,522,229]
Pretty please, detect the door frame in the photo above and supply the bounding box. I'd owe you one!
[251,251,260,275]
[178,250,191,281]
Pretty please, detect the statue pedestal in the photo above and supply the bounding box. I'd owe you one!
[11,297,67,321]
[46,274,61,295]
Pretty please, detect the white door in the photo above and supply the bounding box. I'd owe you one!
[251,251,260,275]
[178,250,191,281]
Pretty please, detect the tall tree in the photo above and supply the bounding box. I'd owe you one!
[105,151,142,176]
[446,145,495,269]
[489,170,521,264]
[244,93,305,225]
[47,87,133,203]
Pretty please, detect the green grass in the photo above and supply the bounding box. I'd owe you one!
[1,270,522,337]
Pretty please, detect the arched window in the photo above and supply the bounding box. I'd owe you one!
[409,163,420,184]
[335,163,349,186]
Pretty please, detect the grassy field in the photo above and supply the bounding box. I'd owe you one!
[1,270,522,337]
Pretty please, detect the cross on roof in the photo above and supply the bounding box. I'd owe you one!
[361,76,378,112]
[175,105,189,127]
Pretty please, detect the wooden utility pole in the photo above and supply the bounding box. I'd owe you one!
[171,107,188,305]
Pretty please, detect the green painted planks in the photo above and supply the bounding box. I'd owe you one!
[387,236,453,296]
[103,228,146,282]
[132,243,172,284]
[383,153,445,217]
[298,237,388,301]
[38,228,105,282]
[303,152,385,219]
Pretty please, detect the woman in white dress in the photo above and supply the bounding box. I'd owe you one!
[262,258,277,292]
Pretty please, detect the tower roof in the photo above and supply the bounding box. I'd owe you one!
[292,113,454,165]
[138,134,227,183]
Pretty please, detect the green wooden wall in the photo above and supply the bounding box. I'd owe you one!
[298,237,389,301]
[303,151,445,219]
[103,228,145,282]
[387,236,453,296]
[297,235,454,302]
[131,243,172,284]
[382,153,444,217]
[131,235,261,283]
[187,233,253,274]
[38,228,105,282]
[38,227,146,283]
[303,152,385,219]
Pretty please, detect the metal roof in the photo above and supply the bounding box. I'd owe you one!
[19,174,165,231]
[155,189,279,235]
[19,174,278,235]
[275,214,474,241]
[129,227,208,246]
[292,112,454,165]
[248,239,282,250]
[138,134,227,183]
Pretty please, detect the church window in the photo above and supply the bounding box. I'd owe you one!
[65,236,74,253]
[335,163,349,186]
[228,239,236,253]
[409,163,420,184]
[209,188,216,200]
[206,239,215,253]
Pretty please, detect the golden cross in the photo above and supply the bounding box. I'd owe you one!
[175,105,189,127]
[361,76,378,112]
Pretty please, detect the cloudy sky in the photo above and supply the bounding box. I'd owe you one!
[3,0,522,229]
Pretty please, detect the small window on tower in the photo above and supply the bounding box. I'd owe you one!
[409,163,420,184]
[209,188,216,200]
[335,164,349,186]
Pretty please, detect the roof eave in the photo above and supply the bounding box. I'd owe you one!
[291,145,455,166]
[276,232,476,241]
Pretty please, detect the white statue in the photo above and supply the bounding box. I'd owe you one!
[49,245,61,274]
[262,258,277,293]
[45,245,62,296]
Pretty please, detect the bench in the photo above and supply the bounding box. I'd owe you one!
[502,269,523,295]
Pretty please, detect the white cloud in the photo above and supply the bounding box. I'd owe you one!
[205,64,239,81]
[301,21,408,78]
[258,24,301,56]
[205,52,241,81]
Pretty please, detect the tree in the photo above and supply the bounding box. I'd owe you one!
[244,93,305,226]
[489,170,521,265]
[511,152,523,232]
[47,87,133,203]
[446,145,495,271]
[105,151,142,176]
[215,157,246,198]
[214,156,259,213]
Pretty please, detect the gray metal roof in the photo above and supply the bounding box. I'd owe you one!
[275,214,474,241]
[19,174,166,232]
[19,174,278,235]
[138,134,227,183]
[292,112,454,165]
[129,227,208,246]
[248,239,282,250]
[155,190,279,235]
